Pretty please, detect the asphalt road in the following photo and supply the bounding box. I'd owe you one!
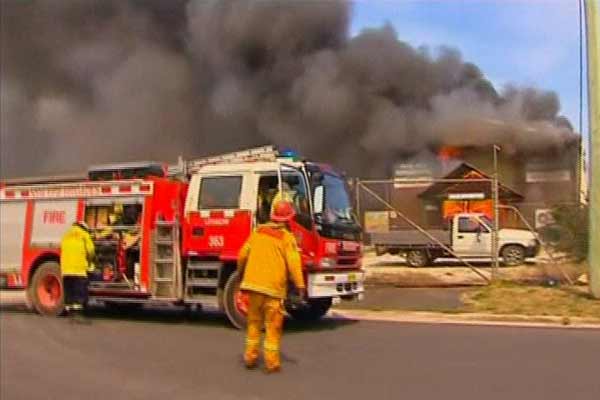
[1,306,599,400]
[336,286,467,311]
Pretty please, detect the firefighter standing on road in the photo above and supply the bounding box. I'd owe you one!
[237,201,305,373]
[60,222,95,318]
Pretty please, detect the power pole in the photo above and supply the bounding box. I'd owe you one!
[585,0,600,298]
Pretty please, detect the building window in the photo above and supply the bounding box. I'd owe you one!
[199,176,242,209]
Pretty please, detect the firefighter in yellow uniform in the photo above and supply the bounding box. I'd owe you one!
[237,201,305,373]
[60,222,95,315]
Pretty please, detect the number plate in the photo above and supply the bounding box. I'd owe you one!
[347,273,357,282]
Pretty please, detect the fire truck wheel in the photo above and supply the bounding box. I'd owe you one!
[406,250,429,268]
[223,271,248,330]
[286,298,332,322]
[29,261,65,316]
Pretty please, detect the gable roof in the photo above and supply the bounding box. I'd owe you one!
[418,162,524,201]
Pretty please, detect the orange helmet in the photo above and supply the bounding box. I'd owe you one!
[270,201,296,223]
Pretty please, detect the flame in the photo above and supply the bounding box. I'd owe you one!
[438,146,463,162]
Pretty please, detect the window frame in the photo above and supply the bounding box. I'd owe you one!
[458,217,482,234]
[256,170,312,229]
[198,175,243,210]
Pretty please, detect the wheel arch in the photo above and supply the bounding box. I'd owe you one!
[217,261,238,309]
[27,252,60,287]
[218,262,237,289]
[499,243,525,255]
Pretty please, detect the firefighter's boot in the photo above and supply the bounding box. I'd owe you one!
[68,305,91,325]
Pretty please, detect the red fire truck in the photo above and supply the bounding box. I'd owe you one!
[0,146,364,328]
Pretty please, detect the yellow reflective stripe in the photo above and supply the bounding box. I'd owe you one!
[245,338,260,346]
[263,342,279,351]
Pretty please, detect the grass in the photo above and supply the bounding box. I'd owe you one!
[461,281,600,320]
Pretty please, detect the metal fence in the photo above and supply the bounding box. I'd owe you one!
[351,177,585,286]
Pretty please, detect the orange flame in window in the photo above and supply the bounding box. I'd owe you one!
[437,146,463,162]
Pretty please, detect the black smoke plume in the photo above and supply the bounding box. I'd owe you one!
[0,0,577,178]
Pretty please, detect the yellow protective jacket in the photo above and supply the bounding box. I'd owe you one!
[60,224,96,277]
[237,223,305,299]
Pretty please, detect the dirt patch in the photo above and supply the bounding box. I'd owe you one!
[498,262,586,285]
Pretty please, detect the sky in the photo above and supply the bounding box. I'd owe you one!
[350,0,589,145]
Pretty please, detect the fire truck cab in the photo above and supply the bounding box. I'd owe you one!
[0,146,365,328]
[185,156,364,326]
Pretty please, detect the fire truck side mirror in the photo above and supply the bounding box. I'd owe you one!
[313,186,324,215]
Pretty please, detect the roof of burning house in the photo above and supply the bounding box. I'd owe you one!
[418,162,524,202]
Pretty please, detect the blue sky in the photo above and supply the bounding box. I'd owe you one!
[351,0,588,143]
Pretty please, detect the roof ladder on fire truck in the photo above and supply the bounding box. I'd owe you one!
[169,145,280,177]
[151,220,182,300]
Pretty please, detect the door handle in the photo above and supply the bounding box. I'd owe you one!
[457,235,464,239]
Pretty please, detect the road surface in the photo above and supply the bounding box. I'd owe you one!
[1,305,599,400]
[335,286,467,311]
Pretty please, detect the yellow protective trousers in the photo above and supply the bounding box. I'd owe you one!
[244,291,284,370]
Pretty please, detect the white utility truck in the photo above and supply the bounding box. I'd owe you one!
[368,213,540,267]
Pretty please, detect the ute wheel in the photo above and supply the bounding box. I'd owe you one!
[223,270,248,330]
[501,245,526,266]
[406,249,429,268]
[28,261,65,316]
[286,297,332,322]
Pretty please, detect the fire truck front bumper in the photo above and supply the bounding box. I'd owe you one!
[307,271,365,300]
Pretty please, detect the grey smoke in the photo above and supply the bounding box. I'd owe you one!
[0,0,577,179]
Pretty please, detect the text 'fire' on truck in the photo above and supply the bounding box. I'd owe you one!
[0,146,364,328]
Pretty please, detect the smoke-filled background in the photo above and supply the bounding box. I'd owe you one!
[0,0,578,179]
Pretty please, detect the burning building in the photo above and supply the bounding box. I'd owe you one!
[361,137,582,232]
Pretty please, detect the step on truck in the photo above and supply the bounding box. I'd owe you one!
[0,146,364,328]
[368,213,540,267]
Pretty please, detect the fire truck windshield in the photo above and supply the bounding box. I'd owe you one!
[322,174,353,223]
[312,173,360,240]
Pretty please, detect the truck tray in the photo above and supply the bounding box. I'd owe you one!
[367,229,450,247]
